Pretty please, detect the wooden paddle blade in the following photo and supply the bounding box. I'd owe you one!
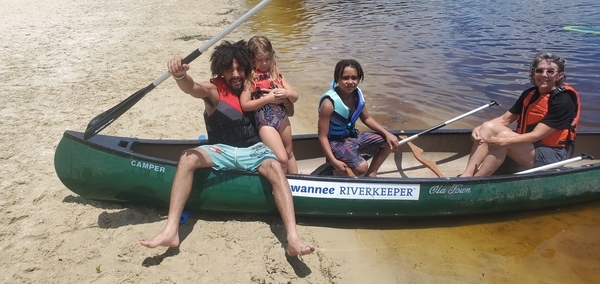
[84,84,155,140]
[345,166,357,178]
[399,135,445,178]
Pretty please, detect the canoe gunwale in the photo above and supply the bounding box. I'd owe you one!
[61,129,600,183]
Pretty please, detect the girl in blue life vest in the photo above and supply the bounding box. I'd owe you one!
[317,59,399,177]
[240,35,299,174]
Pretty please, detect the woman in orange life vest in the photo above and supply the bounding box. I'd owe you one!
[458,52,580,177]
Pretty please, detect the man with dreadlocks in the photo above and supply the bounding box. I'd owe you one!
[139,40,315,257]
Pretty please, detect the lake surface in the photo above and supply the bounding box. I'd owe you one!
[243,0,600,282]
[244,0,600,131]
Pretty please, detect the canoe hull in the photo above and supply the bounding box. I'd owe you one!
[54,130,600,217]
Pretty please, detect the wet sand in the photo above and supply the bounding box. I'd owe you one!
[1,0,599,283]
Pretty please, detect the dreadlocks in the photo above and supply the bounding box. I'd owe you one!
[210,40,253,90]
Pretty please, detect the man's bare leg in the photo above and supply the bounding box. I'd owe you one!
[139,148,213,248]
[258,159,315,256]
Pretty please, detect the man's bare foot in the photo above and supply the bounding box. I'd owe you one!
[286,240,315,257]
[139,229,180,248]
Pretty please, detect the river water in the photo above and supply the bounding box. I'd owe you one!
[245,0,600,131]
[242,0,600,282]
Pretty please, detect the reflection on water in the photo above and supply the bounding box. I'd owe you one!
[245,0,600,130]
[243,0,600,281]
[377,200,600,283]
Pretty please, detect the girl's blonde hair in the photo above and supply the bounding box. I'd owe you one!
[247,35,280,86]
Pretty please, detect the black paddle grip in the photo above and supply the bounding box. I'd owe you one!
[182,49,203,65]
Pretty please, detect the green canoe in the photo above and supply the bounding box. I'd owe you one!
[54,129,600,217]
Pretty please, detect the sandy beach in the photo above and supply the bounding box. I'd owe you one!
[0,0,394,282]
[2,0,599,283]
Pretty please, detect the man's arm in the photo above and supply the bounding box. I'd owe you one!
[167,55,215,99]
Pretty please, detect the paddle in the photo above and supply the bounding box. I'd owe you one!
[398,100,499,146]
[345,167,357,178]
[394,100,499,177]
[312,100,499,176]
[398,135,444,177]
[515,153,594,175]
[83,0,273,140]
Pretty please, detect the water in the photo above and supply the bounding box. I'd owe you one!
[245,0,600,130]
[243,0,600,282]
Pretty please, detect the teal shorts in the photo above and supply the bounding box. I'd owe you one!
[198,142,277,172]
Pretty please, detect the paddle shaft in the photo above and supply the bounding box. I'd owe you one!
[398,100,499,145]
[84,0,272,140]
[515,153,594,174]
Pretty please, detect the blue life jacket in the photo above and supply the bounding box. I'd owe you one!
[318,84,365,141]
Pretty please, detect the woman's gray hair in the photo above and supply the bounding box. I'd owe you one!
[529,52,567,86]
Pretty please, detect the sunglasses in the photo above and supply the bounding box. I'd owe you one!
[534,68,558,75]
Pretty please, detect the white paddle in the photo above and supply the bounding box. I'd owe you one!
[515,153,594,174]
[398,100,499,145]
[84,0,272,140]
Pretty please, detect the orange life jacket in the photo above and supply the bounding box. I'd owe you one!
[251,70,283,99]
[516,83,580,148]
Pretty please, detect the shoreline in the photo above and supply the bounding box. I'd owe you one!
[2,0,597,283]
[0,1,375,283]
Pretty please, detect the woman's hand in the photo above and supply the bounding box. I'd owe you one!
[483,136,506,150]
[471,125,483,144]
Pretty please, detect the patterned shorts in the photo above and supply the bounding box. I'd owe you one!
[329,132,385,168]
